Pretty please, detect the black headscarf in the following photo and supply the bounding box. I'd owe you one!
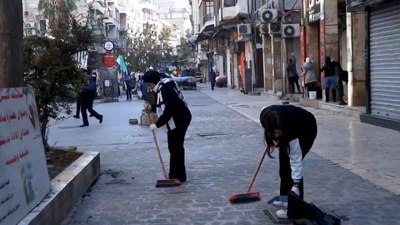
[142,70,161,84]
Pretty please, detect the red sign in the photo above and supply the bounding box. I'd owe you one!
[103,53,116,68]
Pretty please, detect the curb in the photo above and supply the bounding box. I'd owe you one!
[18,151,101,225]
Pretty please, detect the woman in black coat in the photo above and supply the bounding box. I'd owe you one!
[259,105,317,218]
[142,70,192,183]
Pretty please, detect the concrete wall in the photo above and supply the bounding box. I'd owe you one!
[271,36,282,93]
[347,11,366,106]
[263,35,273,91]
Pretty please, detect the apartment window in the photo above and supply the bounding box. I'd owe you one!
[203,1,214,23]
[224,0,237,7]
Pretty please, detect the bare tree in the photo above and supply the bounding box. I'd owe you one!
[0,0,24,88]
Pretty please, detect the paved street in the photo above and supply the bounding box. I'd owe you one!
[51,85,400,225]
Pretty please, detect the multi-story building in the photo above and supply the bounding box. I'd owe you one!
[154,0,192,35]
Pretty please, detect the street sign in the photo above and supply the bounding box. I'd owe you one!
[104,41,114,51]
[103,53,116,68]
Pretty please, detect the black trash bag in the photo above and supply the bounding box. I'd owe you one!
[287,191,341,225]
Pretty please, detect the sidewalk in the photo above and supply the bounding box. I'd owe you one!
[199,85,400,196]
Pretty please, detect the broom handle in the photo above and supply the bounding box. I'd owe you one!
[247,146,269,193]
[148,112,169,179]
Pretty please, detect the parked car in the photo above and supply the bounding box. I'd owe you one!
[159,73,197,90]
[172,76,197,90]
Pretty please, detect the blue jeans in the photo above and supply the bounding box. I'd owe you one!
[324,76,336,89]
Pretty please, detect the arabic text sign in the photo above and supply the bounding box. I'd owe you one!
[0,87,50,225]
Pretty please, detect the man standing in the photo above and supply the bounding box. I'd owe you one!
[209,66,217,91]
[80,72,103,127]
[286,53,301,94]
[142,70,192,183]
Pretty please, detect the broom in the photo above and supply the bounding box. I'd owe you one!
[147,112,181,188]
[228,146,269,203]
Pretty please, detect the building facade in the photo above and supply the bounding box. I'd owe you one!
[347,0,400,131]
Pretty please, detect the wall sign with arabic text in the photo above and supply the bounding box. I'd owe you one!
[0,87,50,225]
[307,0,321,23]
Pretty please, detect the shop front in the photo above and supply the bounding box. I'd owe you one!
[348,0,400,131]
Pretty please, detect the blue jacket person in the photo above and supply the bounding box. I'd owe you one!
[142,70,192,182]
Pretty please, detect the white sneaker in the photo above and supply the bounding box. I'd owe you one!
[276,209,288,219]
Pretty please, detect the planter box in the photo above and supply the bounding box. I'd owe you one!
[18,151,100,225]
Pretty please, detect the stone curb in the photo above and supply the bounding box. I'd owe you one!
[18,151,101,225]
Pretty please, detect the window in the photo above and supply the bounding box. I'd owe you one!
[224,0,237,7]
[203,0,214,23]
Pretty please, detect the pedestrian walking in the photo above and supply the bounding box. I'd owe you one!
[124,73,133,101]
[320,57,337,102]
[209,67,217,91]
[80,72,103,127]
[142,70,192,183]
[286,53,301,94]
[259,105,317,219]
[301,57,318,99]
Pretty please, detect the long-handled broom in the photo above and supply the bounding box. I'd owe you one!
[228,146,269,203]
[147,113,181,188]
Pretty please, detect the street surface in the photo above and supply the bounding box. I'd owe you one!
[51,85,400,225]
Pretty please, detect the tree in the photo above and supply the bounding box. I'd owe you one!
[127,24,174,72]
[0,0,24,88]
[176,29,195,66]
[23,1,94,151]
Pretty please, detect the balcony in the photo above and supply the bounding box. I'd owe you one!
[218,0,248,23]
[200,16,214,33]
[92,0,107,15]
[104,16,119,27]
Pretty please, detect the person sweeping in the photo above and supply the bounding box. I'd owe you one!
[142,70,192,183]
[259,105,317,219]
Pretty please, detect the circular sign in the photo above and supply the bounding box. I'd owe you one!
[104,41,114,51]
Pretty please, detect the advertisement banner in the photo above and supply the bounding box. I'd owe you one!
[0,87,50,225]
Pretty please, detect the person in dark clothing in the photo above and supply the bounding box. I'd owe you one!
[259,105,317,219]
[80,73,103,127]
[142,70,192,183]
[209,68,216,91]
[332,59,348,105]
[320,57,337,102]
[124,73,133,101]
[286,54,301,94]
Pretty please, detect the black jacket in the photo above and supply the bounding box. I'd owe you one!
[259,105,317,149]
[155,79,192,130]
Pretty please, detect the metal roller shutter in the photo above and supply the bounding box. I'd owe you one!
[369,3,400,120]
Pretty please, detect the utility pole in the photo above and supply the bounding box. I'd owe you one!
[0,0,24,88]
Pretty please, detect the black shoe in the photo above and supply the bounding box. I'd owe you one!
[339,101,347,105]
[89,114,94,117]
[80,124,89,127]
[99,115,103,124]
[73,115,80,119]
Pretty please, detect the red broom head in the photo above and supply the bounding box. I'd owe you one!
[155,179,181,188]
[228,192,261,204]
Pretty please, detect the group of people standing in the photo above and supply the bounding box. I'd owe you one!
[286,54,348,105]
